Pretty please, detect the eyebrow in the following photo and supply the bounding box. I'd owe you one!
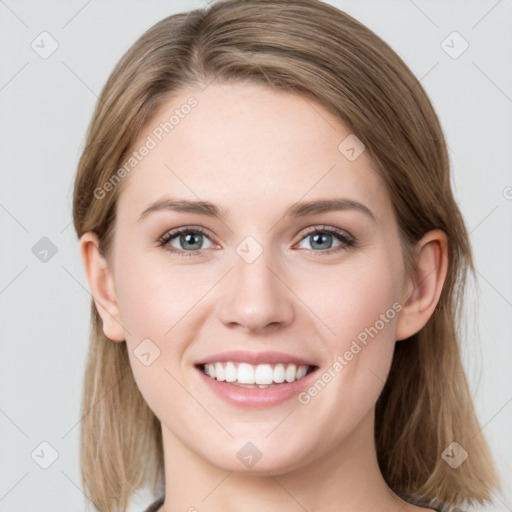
[138,197,376,223]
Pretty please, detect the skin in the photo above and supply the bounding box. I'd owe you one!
[81,82,448,512]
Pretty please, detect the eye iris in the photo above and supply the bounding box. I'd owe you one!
[181,232,202,250]
[311,233,332,250]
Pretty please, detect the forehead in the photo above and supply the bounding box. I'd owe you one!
[117,82,390,221]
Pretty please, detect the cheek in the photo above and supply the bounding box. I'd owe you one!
[301,257,401,347]
[112,255,215,397]
[113,259,201,417]
[114,254,201,340]
[299,254,401,401]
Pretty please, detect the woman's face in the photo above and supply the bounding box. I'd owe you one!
[102,82,412,473]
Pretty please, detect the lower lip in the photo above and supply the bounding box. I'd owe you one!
[195,366,319,408]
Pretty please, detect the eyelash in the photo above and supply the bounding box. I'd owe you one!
[157,225,356,258]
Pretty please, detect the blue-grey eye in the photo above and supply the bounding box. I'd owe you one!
[297,230,351,251]
[168,230,213,251]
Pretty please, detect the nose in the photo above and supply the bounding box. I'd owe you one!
[216,247,295,334]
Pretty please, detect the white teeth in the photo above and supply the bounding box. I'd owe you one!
[273,363,285,383]
[254,364,273,385]
[201,362,312,385]
[225,362,237,382]
[215,362,225,381]
[237,363,255,384]
[285,363,297,383]
[296,365,308,379]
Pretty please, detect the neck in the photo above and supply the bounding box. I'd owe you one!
[158,408,406,512]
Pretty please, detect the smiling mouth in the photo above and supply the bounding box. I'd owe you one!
[196,362,318,388]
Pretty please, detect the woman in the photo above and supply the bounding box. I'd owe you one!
[72,1,500,511]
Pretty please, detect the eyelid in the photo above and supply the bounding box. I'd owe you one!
[158,225,212,243]
[294,224,354,242]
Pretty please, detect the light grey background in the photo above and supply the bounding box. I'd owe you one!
[1,1,511,511]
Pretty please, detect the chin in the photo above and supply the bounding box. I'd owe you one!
[201,438,314,476]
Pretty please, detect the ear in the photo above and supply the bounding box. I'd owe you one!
[395,229,449,341]
[79,232,125,342]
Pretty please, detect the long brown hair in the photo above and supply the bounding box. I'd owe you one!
[72,1,499,510]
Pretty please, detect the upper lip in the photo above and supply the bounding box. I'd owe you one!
[195,350,317,367]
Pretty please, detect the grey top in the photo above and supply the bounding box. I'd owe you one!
[395,493,467,512]
[143,495,164,512]
[142,494,467,512]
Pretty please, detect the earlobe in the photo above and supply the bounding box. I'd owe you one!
[79,232,125,342]
[395,229,449,341]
